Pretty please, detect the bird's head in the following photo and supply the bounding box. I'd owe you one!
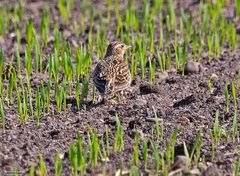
[105,41,131,58]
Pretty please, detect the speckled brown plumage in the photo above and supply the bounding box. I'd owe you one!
[92,41,132,102]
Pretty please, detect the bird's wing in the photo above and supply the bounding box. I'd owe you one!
[114,60,131,92]
[92,58,115,94]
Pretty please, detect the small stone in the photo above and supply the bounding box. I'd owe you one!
[189,168,201,175]
[108,108,117,115]
[172,155,191,170]
[211,73,218,80]
[158,71,168,82]
[184,61,202,74]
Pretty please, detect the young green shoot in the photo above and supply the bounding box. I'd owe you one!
[224,83,229,113]
[0,99,5,132]
[232,109,238,142]
[232,82,237,110]
[88,131,99,168]
[131,132,139,167]
[114,114,124,152]
[38,154,47,176]
[40,7,49,45]
[183,142,190,171]
[55,152,62,176]
[143,138,148,170]
[233,159,240,176]
[213,109,222,145]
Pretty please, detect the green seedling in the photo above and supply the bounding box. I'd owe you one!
[208,76,213,92]
[0,99,5,132]
[149,58,156,83]
[233,159,240,176]
[143,138,148,170]
[40,7,49,45]
[87,128,99,168]
[89,6,94,34]
[34,31,42,73]
[114,114,124,152]
[131,132,139,166]
[171,128,178,164]
[140,40,147,80]
[214,32,220,57]
[13,0,23,25]
[29,96,34,118]
[174,43,180,70]
[213,109,222,144]
[224,83,229,113]
[16,47,21,72]
[81,74,90,100]
[232,109,238,142]
[54,26,60,55]
[45,82,51,112]
[69,141,78,175]
[80,0,87,35]
[232,82,237,110]
[181,41,187,76]
[11,167,18,176]
[17,90,23,124]
[157,50,166,72]
[38,154,47,176]
[167,0,176,30]
[105,127,110,158]
[158,13,164,49]
[25,45,32,92]
[39,81,46,114]
[183,142,190,171]
[25,19,34,47]
[236,0,240,17]
[192,29,197,60]
[166,15,170,41]
[35,89,41,124]
[207,35,214,62]
[190,131,202,164]
[76,132,86,174]
[55,152,63,176]
[165,139,171,168]
[55,83,62,112]
[58,0,70,23]
[29,166,35,176]
[153,106,163,141]
[75,80,80,109]
[0,50,3,95]
[130,165,139,176]
[151,141,160,175]
[0,6,11,36]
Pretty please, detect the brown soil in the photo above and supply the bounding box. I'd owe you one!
[0,0,240,175]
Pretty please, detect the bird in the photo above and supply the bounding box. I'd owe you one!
[92,41,132,103]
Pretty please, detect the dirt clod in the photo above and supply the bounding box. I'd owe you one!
[139,83,160,95]
[158,71,169,82]
[173,94,196,108]
[185,61,203,74]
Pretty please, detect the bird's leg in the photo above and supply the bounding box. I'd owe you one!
[115,90,125,101]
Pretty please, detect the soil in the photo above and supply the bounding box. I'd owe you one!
[0,0,240,175]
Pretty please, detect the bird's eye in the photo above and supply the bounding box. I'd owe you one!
[121,45,124,48]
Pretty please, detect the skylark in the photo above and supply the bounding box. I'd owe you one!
[92,41,132,103]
